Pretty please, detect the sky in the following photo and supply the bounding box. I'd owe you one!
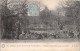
[40,0,62,10]
[7,0,66,10]
[8,0,80,11]
[28,0,65,10]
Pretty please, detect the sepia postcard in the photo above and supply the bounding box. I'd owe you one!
[0,0,80,51]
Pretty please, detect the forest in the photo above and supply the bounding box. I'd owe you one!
[0,0,80,40]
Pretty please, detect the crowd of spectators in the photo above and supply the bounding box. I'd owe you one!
[19,30,80,40]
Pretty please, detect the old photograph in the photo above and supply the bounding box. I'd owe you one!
[0,0,80,42]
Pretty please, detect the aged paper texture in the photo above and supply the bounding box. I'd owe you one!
[0,0,80,51]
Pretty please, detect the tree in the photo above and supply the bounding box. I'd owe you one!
[40,7,52,26]
[0,0,2,39]
[1,0,29,39]
[64,1,80,33]
[1,0,12,39]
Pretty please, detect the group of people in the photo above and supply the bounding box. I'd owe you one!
[19,30,80,40]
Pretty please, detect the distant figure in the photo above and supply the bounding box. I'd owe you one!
[73,30,79,38]
[19,33,26,40]
[69,31,74,38]
[37,33,43,39]
[60,24,63,30]
[25,32,30,39]
[77,33,80,38]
